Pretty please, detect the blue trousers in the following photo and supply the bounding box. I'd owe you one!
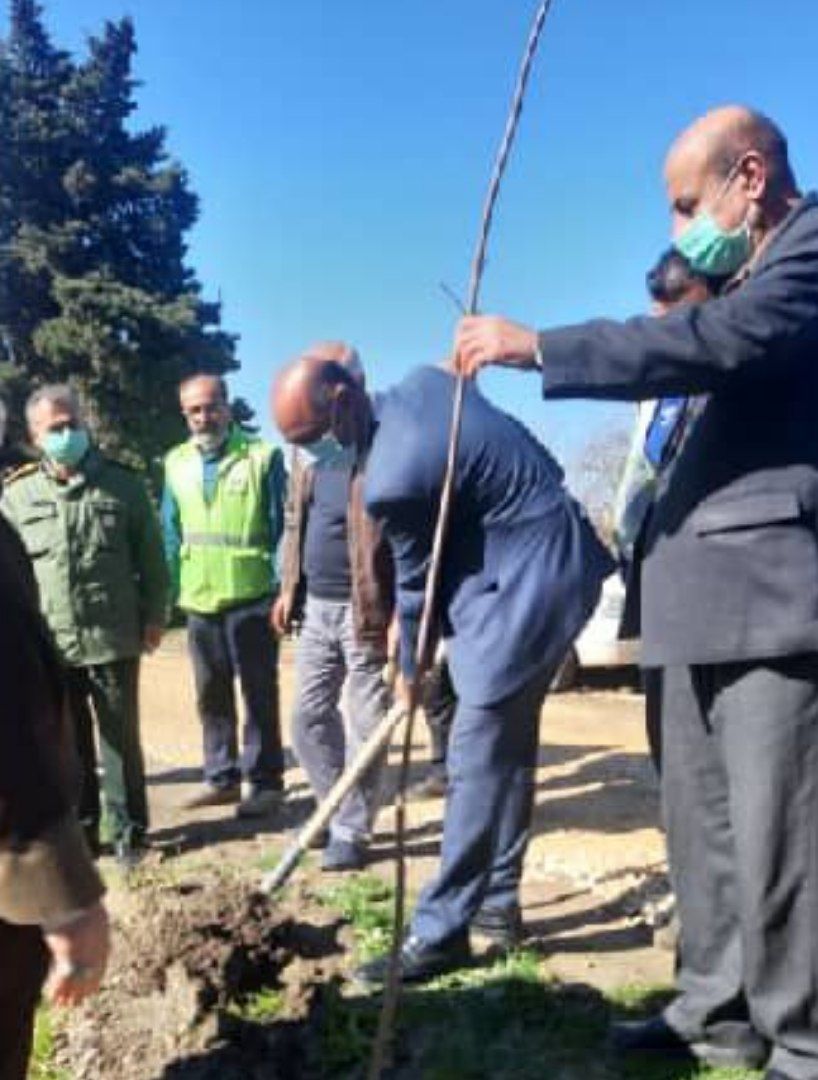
[411,669,550,946]
[186,597,284,791]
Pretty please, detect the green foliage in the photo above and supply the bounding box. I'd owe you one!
[319,872,394,960]
[227,987,285,1023]
[0,1,241,469]
[307,870,762,1079]
[29,1007,68,1080]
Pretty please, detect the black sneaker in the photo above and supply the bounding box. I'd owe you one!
[610,1015,768,1069]
[321,838,366,872]
[355,933,471,987]
[471,903,524,950]
[236,786,283,819]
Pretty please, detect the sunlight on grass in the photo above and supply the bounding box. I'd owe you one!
[29,1008,68,1080]
[309,876,766,1076]
[226,986,285,1023]
[318,872,394,959]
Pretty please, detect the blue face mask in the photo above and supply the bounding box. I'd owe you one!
[302,434,355,469]
[674,158,753,277]
[42,427,90,468]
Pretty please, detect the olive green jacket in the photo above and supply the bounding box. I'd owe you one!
[1,450,169,666]
[0,514,103,926]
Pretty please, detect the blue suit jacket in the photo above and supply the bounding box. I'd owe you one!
[364,367,614,707]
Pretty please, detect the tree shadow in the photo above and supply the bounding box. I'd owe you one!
[149,791,316,856]
[522,861,672,958]
[532,750,660,837]
[148,766,202,787]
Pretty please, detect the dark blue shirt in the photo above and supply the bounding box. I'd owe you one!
[304,463,352,601]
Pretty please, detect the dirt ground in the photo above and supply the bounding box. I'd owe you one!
[140,630,671,990]
[53,629,675,1078]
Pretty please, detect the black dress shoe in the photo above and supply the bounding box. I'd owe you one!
[610,1015,767,1069]
[355,933,471,987]
[471,903,524,950]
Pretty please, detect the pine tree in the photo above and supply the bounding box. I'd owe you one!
[0,2,242,467]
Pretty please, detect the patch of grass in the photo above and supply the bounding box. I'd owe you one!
[318,873,394,960]
[226,986,285,1023]
[29,1008,68,1080]
[316,981,380,1073]
[252,845,286,874]
[307,879,764,1078]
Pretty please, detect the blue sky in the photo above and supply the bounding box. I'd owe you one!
[9,1,818,464]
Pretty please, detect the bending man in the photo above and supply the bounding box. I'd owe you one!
[272,358,613,983]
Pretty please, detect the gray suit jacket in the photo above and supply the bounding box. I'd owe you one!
[539,194,818,667]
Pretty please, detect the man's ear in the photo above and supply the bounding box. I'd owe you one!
[741,150,767,202]
[329,384,357,445]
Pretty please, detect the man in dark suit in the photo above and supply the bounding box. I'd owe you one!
[454,105,818,1080]
[0,514,109,1080]
[272,357,613,983]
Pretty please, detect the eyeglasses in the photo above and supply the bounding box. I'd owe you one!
[182,403,225,418]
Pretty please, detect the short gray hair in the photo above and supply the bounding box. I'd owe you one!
[26,384,82,430]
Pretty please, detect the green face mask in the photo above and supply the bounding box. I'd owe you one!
[675,212,751,277]
[674,159,753,277]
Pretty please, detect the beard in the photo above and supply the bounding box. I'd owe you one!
[192,427,228,453]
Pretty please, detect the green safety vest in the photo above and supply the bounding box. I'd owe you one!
[165,431,275,613]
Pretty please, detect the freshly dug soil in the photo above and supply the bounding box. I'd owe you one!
[54,873,352,1079]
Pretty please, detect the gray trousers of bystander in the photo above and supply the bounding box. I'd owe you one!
[290,595,391,844]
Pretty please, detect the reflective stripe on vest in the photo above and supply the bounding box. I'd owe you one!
[165,431,274,613]
[182,532,269,548]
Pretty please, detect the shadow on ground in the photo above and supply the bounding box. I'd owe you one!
[155,974,734,1080]
[149,791,316,855]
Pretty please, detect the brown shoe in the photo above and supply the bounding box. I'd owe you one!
[184,784,241,810]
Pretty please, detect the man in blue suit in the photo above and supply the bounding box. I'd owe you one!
[272,357,613,983]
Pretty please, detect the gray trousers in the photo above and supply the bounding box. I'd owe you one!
[662,657,818,1078]
[291,595,390,843]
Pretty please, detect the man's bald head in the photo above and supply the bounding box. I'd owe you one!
[271,354,368,447]
[667,106,795,191]
[301,341,365,387]
[665,105,798,240]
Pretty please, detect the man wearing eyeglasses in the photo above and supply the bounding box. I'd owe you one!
[162,373,287,819]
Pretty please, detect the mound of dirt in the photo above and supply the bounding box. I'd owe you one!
[54,874,352,1080]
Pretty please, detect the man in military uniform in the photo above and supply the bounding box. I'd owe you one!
[1,385,168,867]
[162,373,287,818]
